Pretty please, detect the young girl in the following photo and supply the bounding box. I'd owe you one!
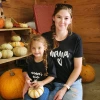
[42,3,83,100]
[22,35,56,100]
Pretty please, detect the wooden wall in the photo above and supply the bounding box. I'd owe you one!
[2,0,34,22]
[1,0,100,63]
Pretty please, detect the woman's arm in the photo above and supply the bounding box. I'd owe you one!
[64,57,82,90]
[54,57,82,100]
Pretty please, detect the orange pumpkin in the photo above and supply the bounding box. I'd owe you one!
[0,68,25,99]
[10,42,24,47]
[0,18,4,29]
[80,57,95,83]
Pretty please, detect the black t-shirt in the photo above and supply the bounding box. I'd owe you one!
[42,31,83,83]
[22,55,56,90]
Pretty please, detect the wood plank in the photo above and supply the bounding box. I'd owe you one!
[2,0,34,22]
[74,29,100,43]
[0,27,31,31]
[0,53,32,64]
[83,54,100,64]
[0,31,11,45]
[83,43,100,54]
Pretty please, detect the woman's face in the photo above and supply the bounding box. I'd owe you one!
[53,9,72,31]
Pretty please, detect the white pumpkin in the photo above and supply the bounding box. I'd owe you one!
[0,51,2,58]
[13,46,27,57]
[11,35,21,42]
[2,50,13,58]
[28,86,44,98]
[1,43,13,50]
[19,23,28,28]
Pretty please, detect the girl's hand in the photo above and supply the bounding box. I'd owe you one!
[32,81,44,89]
[54,87,67,100]
[25,77,32,87]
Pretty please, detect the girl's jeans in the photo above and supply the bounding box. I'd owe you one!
[24,87,49,100]
[48,79,83,100]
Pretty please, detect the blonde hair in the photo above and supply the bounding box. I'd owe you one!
[28,34,49,76]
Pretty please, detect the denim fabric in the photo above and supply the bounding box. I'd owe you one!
[48,79,83,100]
[24,87,49,100]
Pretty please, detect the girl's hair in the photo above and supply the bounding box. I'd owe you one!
[51,3,73,49]
[28,34,48,76]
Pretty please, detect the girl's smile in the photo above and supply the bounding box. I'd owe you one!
[31,41,45,59]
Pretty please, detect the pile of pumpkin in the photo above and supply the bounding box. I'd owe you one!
[0,17,28,29]
[0,35,28,59]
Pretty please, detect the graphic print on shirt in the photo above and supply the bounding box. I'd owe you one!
[31,72,43,80]
[50,50,70,66]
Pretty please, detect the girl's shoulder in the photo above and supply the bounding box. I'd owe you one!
[26,55,34,64]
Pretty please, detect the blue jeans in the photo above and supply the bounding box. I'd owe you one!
[48,79,83,100]
[24,87,49,100]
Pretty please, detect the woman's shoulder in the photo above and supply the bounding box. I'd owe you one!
[42,31,53,38]
[71,32,82,40]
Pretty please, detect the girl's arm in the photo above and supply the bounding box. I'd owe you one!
[42,76,55,85]
[32,76,55,88]
[23,72,32,87]
[23,72,30,79]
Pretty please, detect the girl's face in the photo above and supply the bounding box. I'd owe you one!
[31,41,46,58]
[53,9,72,31]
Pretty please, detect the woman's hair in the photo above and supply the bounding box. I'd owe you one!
[28,34,49,76]
[51,3,73,49]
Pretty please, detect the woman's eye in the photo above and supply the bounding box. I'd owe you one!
[57,16,61,18]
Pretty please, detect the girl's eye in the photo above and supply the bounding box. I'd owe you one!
[31,47,35,50]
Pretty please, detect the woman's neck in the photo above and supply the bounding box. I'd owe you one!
[55,30,68,41]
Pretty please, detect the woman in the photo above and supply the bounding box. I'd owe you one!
[42,3,83,100]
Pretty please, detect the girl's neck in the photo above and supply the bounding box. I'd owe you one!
[34,57,43,62]
[55,30,68,41]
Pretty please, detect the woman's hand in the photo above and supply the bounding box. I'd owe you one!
[54,87,67,100]
[32,81,44,88]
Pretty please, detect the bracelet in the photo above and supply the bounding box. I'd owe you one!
[63,84,70,89]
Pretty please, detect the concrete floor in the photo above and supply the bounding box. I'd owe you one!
[83,63,100,100]
[0,63,100,100]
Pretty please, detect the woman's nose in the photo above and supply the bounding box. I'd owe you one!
[61,18,64,23]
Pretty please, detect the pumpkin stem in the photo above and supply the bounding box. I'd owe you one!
[82,57,86,66]
[9,70,15,76]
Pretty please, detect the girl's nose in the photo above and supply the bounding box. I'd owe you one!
[35,49,38,53]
